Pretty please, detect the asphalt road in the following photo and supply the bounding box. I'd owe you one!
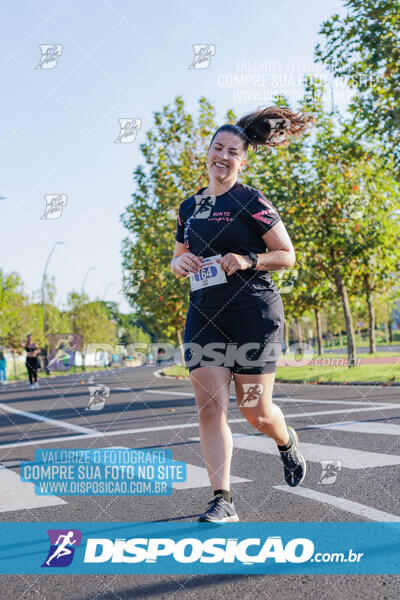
[0,366,399,599]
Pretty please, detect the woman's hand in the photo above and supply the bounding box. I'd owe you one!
[171,252,203,278]
[216,253,251,276]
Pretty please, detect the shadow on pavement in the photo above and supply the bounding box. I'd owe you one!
[76,574,253,600]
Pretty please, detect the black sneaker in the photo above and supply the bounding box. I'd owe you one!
[279,425,307,487]
[198,494,239,522]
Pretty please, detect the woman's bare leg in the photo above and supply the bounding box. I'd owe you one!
[233,371,290,445]
[190,366,232,491]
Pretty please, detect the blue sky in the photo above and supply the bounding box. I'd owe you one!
[0,0,346,313]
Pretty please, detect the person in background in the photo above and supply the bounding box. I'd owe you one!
[0,351,7,384]
[21,334,41,389]
[156,348,166,367]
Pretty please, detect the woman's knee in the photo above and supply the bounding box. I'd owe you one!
[242,410,275,429]
[190,367,231,420]
[197,396,227,421]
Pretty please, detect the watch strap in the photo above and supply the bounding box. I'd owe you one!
[248,252,258,269]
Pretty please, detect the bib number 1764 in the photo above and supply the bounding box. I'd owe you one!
[189,254,227,291]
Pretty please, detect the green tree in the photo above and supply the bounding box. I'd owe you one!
[67,292,118,366]
[316,0,400,167]
[289,78,400,365]
[0,270,29,351]
[121,96,219,346]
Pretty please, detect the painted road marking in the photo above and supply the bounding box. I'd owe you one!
[97,447,250,491]
[0,402,97,434]
[308,420,400,436]
[189,434,400,469]
[173,464,250,490]
[144,390,398,407]
[0,401,398,450]
[0,466,66,514]
[273,485,400,522]
[280,406,398,419]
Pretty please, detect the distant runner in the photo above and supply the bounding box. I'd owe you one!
[21,334,41,389]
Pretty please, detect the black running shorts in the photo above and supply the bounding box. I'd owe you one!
[183,295,284,375]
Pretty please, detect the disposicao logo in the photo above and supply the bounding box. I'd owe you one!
[42,529,82,567]
[83,536,314,564]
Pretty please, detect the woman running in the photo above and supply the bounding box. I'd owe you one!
[22,334,41,389]
[170,106,315,522]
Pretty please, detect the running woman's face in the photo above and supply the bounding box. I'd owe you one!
[207,132,246,182]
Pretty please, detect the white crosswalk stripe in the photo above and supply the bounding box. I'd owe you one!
[189,433,400,469]
[309,420,400,436]
[273,485,400,523]
[98,447,250,491]
[0,466,66,514]
[173,463,250,490]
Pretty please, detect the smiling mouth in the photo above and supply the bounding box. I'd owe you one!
[214,163,228,169]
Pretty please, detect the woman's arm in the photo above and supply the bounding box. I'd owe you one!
[252,221,296,271]
[217,221,296,276]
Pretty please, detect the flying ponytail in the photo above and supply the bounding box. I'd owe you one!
[209,106,315,153]
[236,106,315,151]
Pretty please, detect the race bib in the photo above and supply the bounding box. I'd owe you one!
[189,254,227,292]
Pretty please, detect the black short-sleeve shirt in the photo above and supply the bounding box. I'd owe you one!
[175,181,282,310]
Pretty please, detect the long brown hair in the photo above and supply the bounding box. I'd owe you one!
[210,106,315,153]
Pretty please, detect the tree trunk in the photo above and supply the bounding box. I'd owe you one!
[334,271,357,367]
[314,308,323,355]
[284,319,289,354]
[177,329,185,366]
[296,318,303,345]
[384,321,389,344]
[365,276,376,354]
[388,317,393,344]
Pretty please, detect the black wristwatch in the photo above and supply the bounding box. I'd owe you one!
[248,252,258,269]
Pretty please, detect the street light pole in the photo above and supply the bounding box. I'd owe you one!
[81,267,96,296]
[42,241,65,335]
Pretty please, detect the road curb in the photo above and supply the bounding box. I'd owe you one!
[156,370,399,387]
[154,368,187,380]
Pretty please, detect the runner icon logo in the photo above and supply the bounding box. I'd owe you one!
[188,44,216,70]
[36,44,63,69]
[115,118,142,144]
[192,195,216,219]
[42,529,82,567]
[41,194,67,220]
[86,386,110,411]
[238,383,264,407]
[120,269,145,294]
[317,460,342,485]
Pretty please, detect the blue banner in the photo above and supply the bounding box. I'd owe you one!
[0,522,399,574]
